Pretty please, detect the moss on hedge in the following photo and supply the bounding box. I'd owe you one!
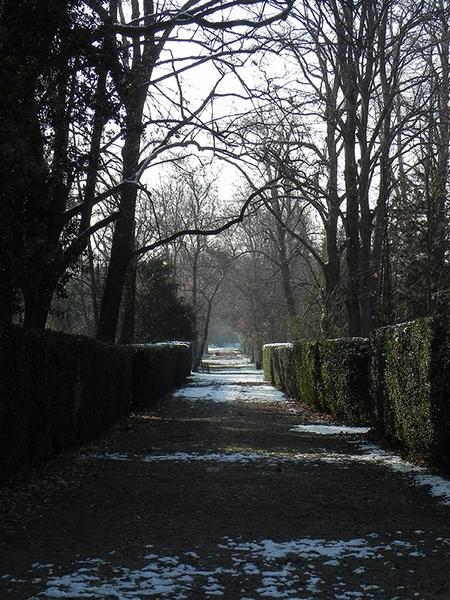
[262,344,296,396]
[370,316,450,464]
[292,341,320,409]
[0,328,191,479]
[262,345,273,382]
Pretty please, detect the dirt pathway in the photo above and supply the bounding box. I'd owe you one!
[1,348,450,599]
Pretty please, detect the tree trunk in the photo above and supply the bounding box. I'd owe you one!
[431,14,449,313]
[97,98,145,344]
[23,284,54,330]
[190,239,201,368]
[342,86,361,337]
[322,202,341,337]
[271,187,297,324]
[118,255,137,344]
[337,3,361,337]
[87,239,100,332]
[321,77,342,337]
[193,299,213,371]
[371,13,392,328]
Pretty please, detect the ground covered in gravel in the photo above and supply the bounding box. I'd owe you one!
[1,347,450,599]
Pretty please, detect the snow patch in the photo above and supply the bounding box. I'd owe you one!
[290,425,371,436]
[354,442,450,505]
[174,382,286,403]
[14,533,450,599]
[83,440,450,507]
[83,450,290,465]
[197,372,264,384]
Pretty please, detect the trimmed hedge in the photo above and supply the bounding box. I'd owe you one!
[316,338,371,424]
[265,339,370,423]
[263,316,450,465]
[370,316,450,464]
[129,342,192,409]
[263,343,296,396]
[0,327,191,479]
[292,341,320,409]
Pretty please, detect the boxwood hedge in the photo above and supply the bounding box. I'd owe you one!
[265,339,370,423]
[370,315,450,465]
[292,341,320,409]
[263,316,450,465]
[316,338,371,424]
[129,342,192,409]
[263,343,296,397]
[0,327,191,479]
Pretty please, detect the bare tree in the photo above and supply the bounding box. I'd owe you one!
[87,0,292,343]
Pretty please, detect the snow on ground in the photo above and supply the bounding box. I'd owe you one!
[194,372,265,385]
[173,366,285,403]
[173,348,284,404]
[83,451,288,465]
[171,354,450,508]
[174,382,285,403]
[13,532,450,599]
[83,441,450,508]
[203,359,254,368]
[355,442,450,506]
[208,343,240,351]
[290,425,371,436]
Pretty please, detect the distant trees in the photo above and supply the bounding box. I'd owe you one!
[389,1,450,321]
[146,163,237,368]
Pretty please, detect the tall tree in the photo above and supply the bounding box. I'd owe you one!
[91,0,293,343]
[0,0,114,328]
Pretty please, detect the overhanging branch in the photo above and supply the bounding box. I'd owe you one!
[134,179,281,256]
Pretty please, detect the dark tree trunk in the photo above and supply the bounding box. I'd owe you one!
[272,191,297,324]
[371,13,392,328]
[87,240,100,332]
[23,284,54,330]
[190,240,201,368]
[118,255,137,344]
[322,260,340,337]
[193,299,213,371]
[343,99,361,337]
[97,97,145,343]
[356,0,377,337]
[337,3,361,337]
[321,76,342,337]
[322,206,341,337]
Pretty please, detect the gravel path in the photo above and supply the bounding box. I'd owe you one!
[1,348,450,599]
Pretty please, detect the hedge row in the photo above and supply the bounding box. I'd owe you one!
[131,342,192,409]
[263,315,450,464]
[0,326,191,479]
[263,339,370,424]
[263,343,296,396]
